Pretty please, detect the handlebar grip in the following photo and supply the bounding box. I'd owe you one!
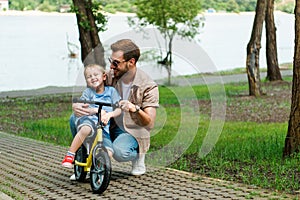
[72,97,119,108]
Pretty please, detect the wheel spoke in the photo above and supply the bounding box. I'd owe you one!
[91,169,105,175]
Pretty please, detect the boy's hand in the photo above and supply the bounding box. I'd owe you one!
[101,112,112,125]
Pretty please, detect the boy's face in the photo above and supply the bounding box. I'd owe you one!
[84,66,106,90]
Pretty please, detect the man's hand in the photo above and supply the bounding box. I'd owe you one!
[72,103,93,117]
[119,100,136,112]
[119,100,156,129]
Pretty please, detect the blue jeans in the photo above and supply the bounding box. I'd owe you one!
[69,114,138,162]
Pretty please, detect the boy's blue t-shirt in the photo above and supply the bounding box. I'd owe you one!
[76,86,121,135]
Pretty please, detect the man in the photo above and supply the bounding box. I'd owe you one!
[71,39,159,175]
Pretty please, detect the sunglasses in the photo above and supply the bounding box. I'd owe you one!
[108,57,127,68]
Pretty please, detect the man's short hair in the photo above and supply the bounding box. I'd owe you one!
[111,39,140,63]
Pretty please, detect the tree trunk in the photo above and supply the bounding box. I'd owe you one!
[72,0,105,67]
[167,37,173,85]
[283,1,300,157]
[265,0,282,81]
[246,0,266,96]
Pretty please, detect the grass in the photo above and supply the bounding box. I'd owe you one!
[181,62,293,78]
[0,75,299,196]
[23,116,71,146]
[151,88,299,194]
[0,94,73,146]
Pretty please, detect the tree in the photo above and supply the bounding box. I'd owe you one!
[265,0,282,81]
[129,0,203,85]
[72,0,107,67]
[236,0,257,11]
[283,0,300,157]
[226,0,240,12]
[246,0,266,96]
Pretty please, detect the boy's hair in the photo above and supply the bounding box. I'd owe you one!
[84,64,105,77]
[110,39,140,63]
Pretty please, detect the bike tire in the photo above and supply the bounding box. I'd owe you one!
[74,145,88,182]
[90,145,111,194]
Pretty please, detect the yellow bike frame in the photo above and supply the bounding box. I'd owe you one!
[74,128,103,172]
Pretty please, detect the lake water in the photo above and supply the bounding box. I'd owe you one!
[0,12,294,92]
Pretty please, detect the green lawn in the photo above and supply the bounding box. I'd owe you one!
[0,78,299,196]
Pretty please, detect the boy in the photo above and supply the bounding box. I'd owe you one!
[62,64,121,168]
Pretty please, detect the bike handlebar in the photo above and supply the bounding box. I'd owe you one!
[72,97,119,108]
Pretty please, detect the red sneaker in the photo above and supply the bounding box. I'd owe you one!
[62,155,74,168]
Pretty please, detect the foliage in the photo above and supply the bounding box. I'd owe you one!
[9,0,39,11]
[71,1,107,33]
[276,1,295,14]
[9,0,72,11]
[100,0,136,13]
[38,1,57,12]
[131,0,203,39]
[201,0,257,12]
[92,2,108,32]
[128,0,204,85]
[9,0,294,14]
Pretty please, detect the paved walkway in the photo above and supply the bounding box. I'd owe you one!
[0,132,297,199]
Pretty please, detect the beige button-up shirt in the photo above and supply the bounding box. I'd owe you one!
[106,68,159,153]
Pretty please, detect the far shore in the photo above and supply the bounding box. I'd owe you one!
[0,10,75,16]
[0,9,291,17]
[0,10,135,16]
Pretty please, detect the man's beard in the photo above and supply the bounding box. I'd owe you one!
[115,63,129,79]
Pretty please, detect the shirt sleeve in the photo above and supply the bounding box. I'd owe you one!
[80,88,98,109]
[142,84,159,109]
[80,88,91,100]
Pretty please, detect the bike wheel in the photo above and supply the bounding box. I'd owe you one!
[74,145,87,182]
[90,145,111,194]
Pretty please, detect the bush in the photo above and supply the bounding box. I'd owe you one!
[38,1,57,12]
[276,2,295,14]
